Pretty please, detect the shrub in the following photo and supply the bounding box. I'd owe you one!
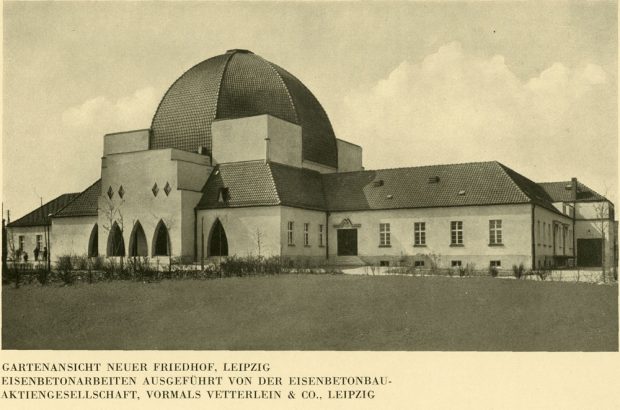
[489,266,499,278]
[71,255,89,271]
[91,256,105,271]
[56,255,75,285]
[512,263,525,279]
[35,268,50,285]
[536,269,549,281]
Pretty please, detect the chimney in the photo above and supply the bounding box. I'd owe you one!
[571,177,578,201]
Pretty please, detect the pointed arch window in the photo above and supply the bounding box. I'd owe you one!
[88,224,99,257]
[128,221,148,257]
[106,222,125,257]
[208,219,228,257]
[152,220,171,256]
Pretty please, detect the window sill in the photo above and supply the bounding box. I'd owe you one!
[378,245,392,248]
[488,243,504,247]
[449,244,464,247]
[413,244,427,248]
[288,244,295,247]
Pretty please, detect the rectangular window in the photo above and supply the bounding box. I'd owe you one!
[287,221,294,246]
[304,223,310,246]
[18,235,24,251]
[414,222,426,246]
[414,260,425,267]
[379,223,391,246]
[450,221,463,245]
[537,220,540,246]
[490,260,501,267]
[318,224,324,247]
[451,260,462,267]
[543,222,546,246]
[36,235,42,249]
[489,220,502,245]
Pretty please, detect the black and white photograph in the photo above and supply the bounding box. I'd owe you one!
[1,1,619,406]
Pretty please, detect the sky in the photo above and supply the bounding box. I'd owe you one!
[2,1,617,220]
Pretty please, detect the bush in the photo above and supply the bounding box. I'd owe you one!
[536,269,549,281]
[512,263,525,279]
[56,255,75,285]
[71,255,89,271]
[35,268,50,285]
[489,266,499,278]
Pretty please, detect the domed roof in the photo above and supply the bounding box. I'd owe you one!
[151,49,338,168]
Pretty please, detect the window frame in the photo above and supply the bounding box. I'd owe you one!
[450,221,463,246]
[287,221,295,246]
[379,223,391,247]
[318,224,324,247]
[303,223,310,246]
[489,219,503,245]
[414,222,426,246]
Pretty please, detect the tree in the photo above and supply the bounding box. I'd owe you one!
[592,198,614,282]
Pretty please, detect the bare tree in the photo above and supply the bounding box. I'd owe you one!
[255,227,263,258]
[592,199,612,282]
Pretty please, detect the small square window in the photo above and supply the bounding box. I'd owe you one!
[451,260,462,267]
[380,260,390,267]
[490,260,501,267]
[414,260,425,267]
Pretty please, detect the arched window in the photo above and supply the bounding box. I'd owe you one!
[128,221,148,257]
[152,220,170,256]
[88,224,98,257]
[208,219,228,257]
[106,222,125,257]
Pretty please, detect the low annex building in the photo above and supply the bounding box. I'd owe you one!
[6,49,618,270]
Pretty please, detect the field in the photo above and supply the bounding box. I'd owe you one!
[2,274,617,351]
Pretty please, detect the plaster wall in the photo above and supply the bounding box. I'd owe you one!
[51,216,98,260]
[328,204,534,269]
[337,139,363,172]
[103,130,150,155]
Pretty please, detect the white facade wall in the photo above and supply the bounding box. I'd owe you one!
[328,204,534,270]
[336,139,363,172]
[103,129,150,155]
[532,205,574,268]
[99,148,211,261]
[50,216,98,260]
[280,206,328,263]
[211,115,302,168]
[6,226,47,262]
[197,206,282,260]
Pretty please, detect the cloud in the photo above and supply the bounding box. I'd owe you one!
[334,41,616,200]
[62,86,160,134]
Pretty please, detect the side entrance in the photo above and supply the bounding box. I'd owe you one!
[337,229,358,256]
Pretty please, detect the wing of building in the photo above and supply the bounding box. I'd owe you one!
[7,49,617,270]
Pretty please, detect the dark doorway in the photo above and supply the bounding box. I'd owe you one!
[577,238,603,267]
[88,224,98,257]
[153,220,170,256]
[208,219,228,257]
[129,222,148,257]
[106,222,125,257]
[337,229,358,256]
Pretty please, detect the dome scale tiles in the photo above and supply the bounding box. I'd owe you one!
[150,49,339,168]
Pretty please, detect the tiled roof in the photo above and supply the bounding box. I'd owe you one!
[7,193,80,228]
[198,160,562,214]
[197,161,326,210]
[322,161,559,212]
[538,181,607,202]
[54,179,101,218]
[150,49,338,168]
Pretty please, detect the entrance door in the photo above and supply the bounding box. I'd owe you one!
[337,229,358,256]
[577,238,603,267]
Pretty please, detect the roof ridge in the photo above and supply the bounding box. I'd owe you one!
[492,162,532,204]
[258,56,300,125]
[265,162,283,205]
[324,160,500,176]
[54,179,101,217]
[7,192,80,226]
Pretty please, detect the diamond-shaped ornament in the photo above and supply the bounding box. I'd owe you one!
[118,185,125,199]
[152,183,159,197]
[164,182,172,196]
[107,186,114,199]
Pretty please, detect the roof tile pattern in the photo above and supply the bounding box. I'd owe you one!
[322,161,546,211]
[150,50,338,168]
[7,193,80,228]
[538,181,607,202]
[151,53,232,152]
[198,160,561,214]
[54,179,101,218]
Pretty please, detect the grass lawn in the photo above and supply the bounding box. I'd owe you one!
[2,274,617,351]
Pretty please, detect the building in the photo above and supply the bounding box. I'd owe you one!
[6,49,617,270]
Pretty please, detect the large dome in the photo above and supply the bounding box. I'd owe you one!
[151,49,338,168]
